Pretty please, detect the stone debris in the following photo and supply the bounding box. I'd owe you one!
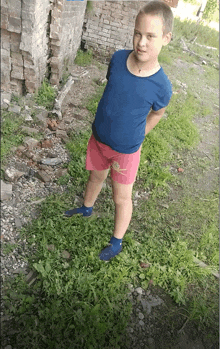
[24,137,40,149]
[40,139,53,148]
[41,158,62,166]
[8,105,21,114]
[1,181,12,201]
[4,168,25,182]
[21,126,39,135]
[135,287,143,295]
[35,170,51,183]
[3,99,10,106]
[61,250,71,259]
[56,129,68,142]
[138,312,144,320]
[55,168,68,178]
[35,111,48,127]
[24,114,33,121]
[47,119,58,131]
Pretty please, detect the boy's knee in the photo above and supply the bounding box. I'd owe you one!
[89,169,109,183]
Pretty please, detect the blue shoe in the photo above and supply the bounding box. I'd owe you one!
[64,205,93,217]
[99,243,122,261]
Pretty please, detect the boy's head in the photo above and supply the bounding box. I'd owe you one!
[133,1,173,66]
[136,1,174,36]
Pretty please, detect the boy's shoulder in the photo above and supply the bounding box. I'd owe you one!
[154,67,172,90]
[111,49,131,59]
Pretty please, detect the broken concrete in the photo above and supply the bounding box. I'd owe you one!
[1,181,13,201]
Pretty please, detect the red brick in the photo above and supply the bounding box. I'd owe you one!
[8,16,21,33]
[11,65,24,80]
[25,81,37,93]
[1,13,8,30]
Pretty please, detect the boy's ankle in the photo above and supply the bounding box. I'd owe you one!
[83,203,93,208]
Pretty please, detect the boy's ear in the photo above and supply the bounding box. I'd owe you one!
[162,32,172,46]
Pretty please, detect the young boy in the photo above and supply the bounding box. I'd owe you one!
[65,1,173,261]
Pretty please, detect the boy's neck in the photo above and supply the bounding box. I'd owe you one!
[132,50,159,72]
[127,51,160,77]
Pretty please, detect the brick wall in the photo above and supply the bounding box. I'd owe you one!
[50,0,87,85]
[1,0,87,97]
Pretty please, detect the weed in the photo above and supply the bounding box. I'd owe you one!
[11,93,22,106]
[74,49,93,66]
[60,71,70,88]
[34,79,57,110]
[1,111,25,161]
[57,174,70,185]
[2,243,18,255]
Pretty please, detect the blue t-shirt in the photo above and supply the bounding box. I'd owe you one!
[92,49,172,154]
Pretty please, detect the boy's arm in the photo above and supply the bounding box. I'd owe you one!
[144,107,166,136]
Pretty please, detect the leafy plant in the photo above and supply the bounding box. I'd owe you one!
[74,49,93,66]
[34,78,57,110]
[2,243,18,255]
[1,112,24,160]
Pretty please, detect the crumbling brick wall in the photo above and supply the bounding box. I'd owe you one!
[1,0,87,97]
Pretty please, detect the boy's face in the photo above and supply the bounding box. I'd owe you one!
[133,14,171,66]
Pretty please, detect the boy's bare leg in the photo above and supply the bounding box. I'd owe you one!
[83,169,109,207]
[83,179,104,207]
[111,179,134,239]
[113,199,133,239]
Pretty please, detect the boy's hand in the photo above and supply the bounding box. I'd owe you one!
[145,107,166,136]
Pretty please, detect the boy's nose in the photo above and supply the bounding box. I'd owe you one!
[138,37,147,46]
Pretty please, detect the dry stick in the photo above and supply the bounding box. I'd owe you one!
[195,42,217,50]
[178,317,190,334]
[180,38,219,69]
[193,257,219,279]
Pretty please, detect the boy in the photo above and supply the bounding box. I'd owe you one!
[65,1,173,261]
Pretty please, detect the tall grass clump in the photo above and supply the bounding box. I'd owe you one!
[1,111,24,161]
[34,78,57,110]
[74,49,93,66]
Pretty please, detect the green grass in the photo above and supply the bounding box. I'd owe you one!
[173,17,219,48]
[74,49,93,66]
[85,83,106,116]
[137,93,200,188]
[2,243,18,255]
[34,78,57,110]
[1,111,25,161]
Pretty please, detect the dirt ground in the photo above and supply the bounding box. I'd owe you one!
[60,53,219,349]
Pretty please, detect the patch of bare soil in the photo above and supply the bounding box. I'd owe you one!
[62,56,218,349]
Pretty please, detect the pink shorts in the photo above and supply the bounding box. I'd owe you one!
[85,134,141,185]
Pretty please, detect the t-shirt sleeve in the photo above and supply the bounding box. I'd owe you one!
[152,79,172,111]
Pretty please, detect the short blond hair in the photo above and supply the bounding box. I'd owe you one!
[136,1,174,35]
